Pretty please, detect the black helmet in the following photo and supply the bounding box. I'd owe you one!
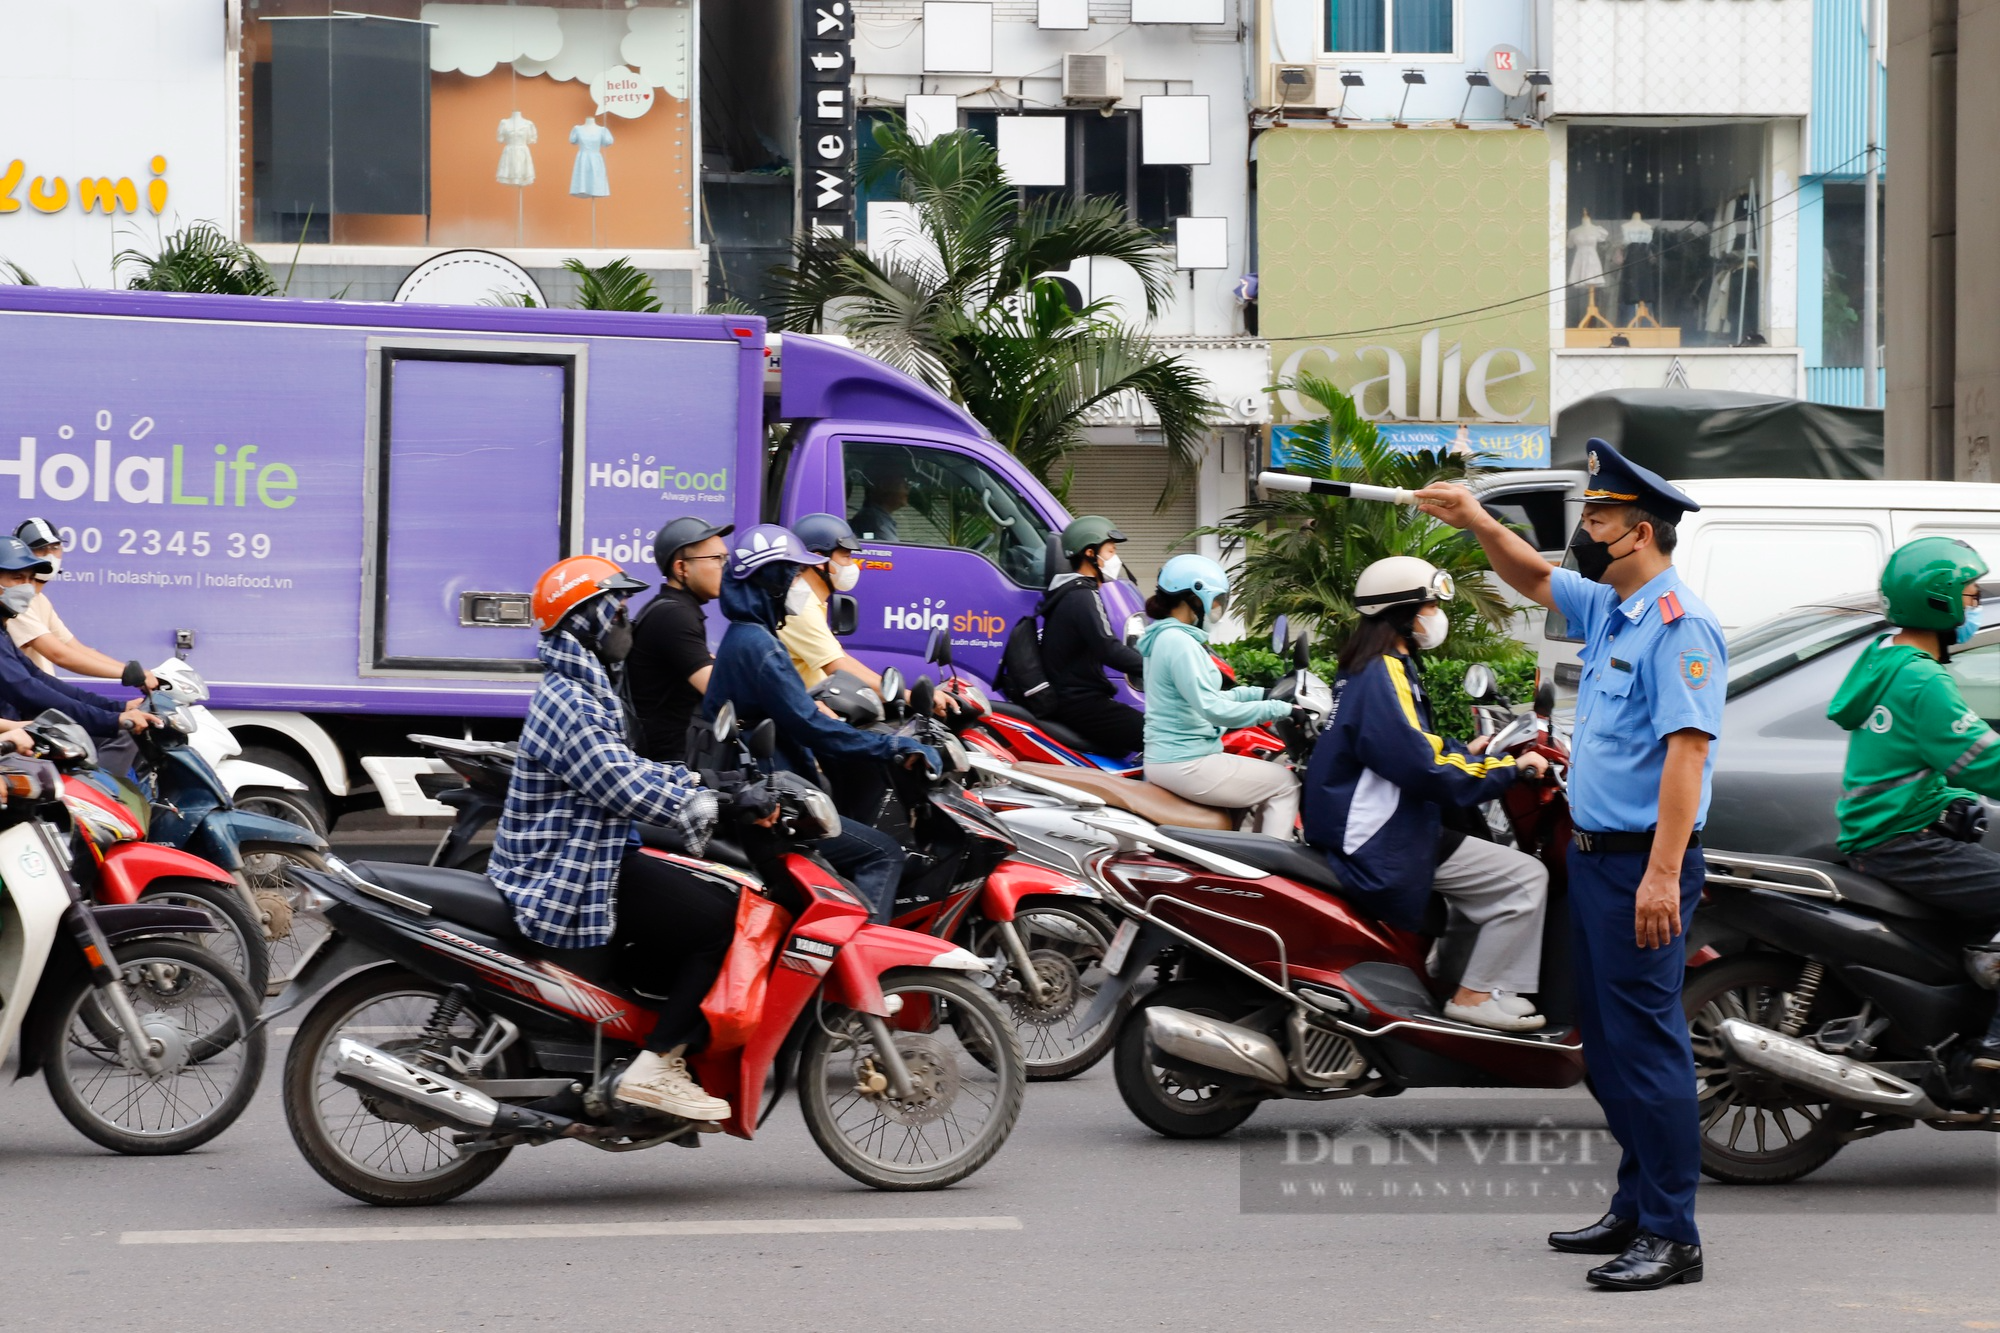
[654,517,733,579]
[15,517,58,550]
[793,512,860,556]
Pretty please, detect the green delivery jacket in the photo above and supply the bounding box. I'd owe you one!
[1829,637,2000,853]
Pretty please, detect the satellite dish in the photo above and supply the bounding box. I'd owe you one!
[1486,45,1529,99]
[395,250,547,308]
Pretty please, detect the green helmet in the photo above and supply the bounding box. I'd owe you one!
[1060,515,1127,561]
[1881,536,1990,630]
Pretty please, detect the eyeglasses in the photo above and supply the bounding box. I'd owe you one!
[678,553,727,566]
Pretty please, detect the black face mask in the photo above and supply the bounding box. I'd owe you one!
[597,610,634,664]
[1568,521,1639,584]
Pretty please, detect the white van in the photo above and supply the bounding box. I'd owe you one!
[1468,473,2000,691]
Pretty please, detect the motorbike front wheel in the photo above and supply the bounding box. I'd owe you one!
[1685,953,1855,1184]
[37,939,266,1155]
[798,970,1024,1190]
[975,903,1124,1081]
[283,966,512,1206]
[1113,983,1263,1139]
[239,844,333,994]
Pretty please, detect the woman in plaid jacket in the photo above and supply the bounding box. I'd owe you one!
[488,555,738,1124]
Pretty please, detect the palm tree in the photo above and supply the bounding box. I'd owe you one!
[116,223,279,296]
[1209,373,1522,661]
[770,119,1214,504]
[565,256,661,312]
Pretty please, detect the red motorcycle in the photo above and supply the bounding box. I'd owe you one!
[63,753,271,996]
[271,708,1026,1206]
[1082,670,1580,1137]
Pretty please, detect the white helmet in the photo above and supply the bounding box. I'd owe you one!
[1354,556,1454,616]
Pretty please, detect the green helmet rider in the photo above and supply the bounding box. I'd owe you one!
[1881,536,1990,632]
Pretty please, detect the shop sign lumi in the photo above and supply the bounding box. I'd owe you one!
[0,156,169,216]
[800,0,856,240]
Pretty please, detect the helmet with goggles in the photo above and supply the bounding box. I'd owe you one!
[1354,556,1453,616]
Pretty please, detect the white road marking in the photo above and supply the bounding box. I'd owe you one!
[120,1216,1023,1246]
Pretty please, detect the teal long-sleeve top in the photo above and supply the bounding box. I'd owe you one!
[1136,618,1292,764]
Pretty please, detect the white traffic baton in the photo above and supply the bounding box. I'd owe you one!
[1257,471,1417,505]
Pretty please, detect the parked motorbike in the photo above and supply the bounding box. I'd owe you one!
[1680,849,2000,1183]
[0,715,265,1154]
[78,664,332,991]
[270,706,1024,1206]
[1072,670,1581,1138]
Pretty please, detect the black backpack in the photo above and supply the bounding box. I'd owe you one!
[996,611,1058,717]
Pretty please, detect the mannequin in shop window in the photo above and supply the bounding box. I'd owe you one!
[1569,211,1609,326]
[570,116,614,199]
[1618,212,1657,326]
[498,111,538,187]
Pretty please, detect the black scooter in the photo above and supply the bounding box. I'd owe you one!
[1685,848,2000,1184]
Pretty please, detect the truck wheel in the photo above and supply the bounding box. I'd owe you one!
[234,746,330,836]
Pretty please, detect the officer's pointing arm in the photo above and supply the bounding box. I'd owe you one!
[1413,484,1556,611]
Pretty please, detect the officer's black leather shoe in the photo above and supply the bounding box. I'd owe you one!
[1547,1212,1637,1254]
[1586,1231,1704,1290]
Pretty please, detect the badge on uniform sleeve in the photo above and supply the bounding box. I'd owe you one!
[1680,650,1712,690]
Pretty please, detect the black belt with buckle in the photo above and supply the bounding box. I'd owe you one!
[1572,829,1701,855]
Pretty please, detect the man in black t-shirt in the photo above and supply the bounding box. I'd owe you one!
[628,517,733,763]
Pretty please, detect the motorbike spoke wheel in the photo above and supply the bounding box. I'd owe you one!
[282,968,511,1206]
[238,845,332,995]
[38,940,265,1155]
[1113,984,1262,1139]
[798,970,1024,1191]
[1684,954,1855,1185]
[137,881,269,1000]
[978,904,1124,1081]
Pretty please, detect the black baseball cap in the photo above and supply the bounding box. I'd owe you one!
[654,517,735,576]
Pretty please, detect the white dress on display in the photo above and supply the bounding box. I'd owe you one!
[497,112,538,187]
[569,120,614,199]
[1568,218,1609,287]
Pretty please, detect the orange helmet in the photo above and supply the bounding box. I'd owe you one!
[530,555,649,633]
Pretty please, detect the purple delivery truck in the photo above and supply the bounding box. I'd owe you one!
[0,285,1127,820]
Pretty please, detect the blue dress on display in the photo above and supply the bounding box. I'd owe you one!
[569,120,613,198]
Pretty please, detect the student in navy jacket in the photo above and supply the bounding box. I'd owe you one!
[1301,556,1552,1032]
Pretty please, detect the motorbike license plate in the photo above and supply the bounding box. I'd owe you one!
[1102,918,1141,975]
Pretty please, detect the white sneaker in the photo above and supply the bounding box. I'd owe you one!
[615,1048,731,1121]
[1490,991,1539,1018]
[1444,997,1547,1032]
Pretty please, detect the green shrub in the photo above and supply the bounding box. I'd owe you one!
[1210,640,1537,739]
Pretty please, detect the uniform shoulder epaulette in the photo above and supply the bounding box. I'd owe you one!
[1658,590,1685,625]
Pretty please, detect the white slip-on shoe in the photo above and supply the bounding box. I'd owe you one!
[1490,991,1539,1018]
[615,1048,731,1121]
[1444,997,1547,1032]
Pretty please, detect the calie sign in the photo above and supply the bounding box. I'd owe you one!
[1279,331,1539,424]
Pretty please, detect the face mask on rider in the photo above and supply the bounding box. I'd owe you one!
[0,584,37,618]
[1097,551,1124,583]
[1958,604,1984,647]
[33,556,57,583]
[1568,519,1640,584]
[1412,606,1449,651]
[829,557,860,593]
[597,607,634,663]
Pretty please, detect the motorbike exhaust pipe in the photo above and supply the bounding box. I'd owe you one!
[1146,1007,1290,1084]
[333,1038,577,1137]
[1714,1018,1954,1120]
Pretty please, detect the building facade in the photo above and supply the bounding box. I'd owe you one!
[1798,0,1883,408]
[1252,0,1554,465]
[0,1,703,310]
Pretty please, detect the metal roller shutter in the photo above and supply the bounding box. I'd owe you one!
[1061,446,1195,590]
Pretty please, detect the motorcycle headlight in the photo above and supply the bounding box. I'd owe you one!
[167,708,197,735]
[794,786,841,840]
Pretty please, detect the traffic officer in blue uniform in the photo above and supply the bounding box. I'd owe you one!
[1417,440,1724,1291]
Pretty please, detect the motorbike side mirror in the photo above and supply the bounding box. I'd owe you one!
[747,718,778,762]
[1269,615,1289,654]
[909,676,935,720]
[828,593,859,638]
[711,701,738,746]
[924,627,953,668]
[120,660,147,690]
[1534,682,1555,719]
[1462,664,1497,701]
[1291,634,1311,671]
[880,667,904,711]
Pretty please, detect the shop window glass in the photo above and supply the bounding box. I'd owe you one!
[1565,123,1767,350]
[1326,0,1451,54]
[242,0,695,251]
[923,110,1185,235]
[845,441,1054,587]
[1819,182,1882,368]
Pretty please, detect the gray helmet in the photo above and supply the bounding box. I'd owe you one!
[15,517,58,551]
[654,517,733,579]
[1061,515,1127,561]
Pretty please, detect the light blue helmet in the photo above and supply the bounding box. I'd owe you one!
[1158,553,1231,625]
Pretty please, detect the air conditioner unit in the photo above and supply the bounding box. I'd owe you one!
[1273,64,1315,105]
[1062,52,1125,104]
